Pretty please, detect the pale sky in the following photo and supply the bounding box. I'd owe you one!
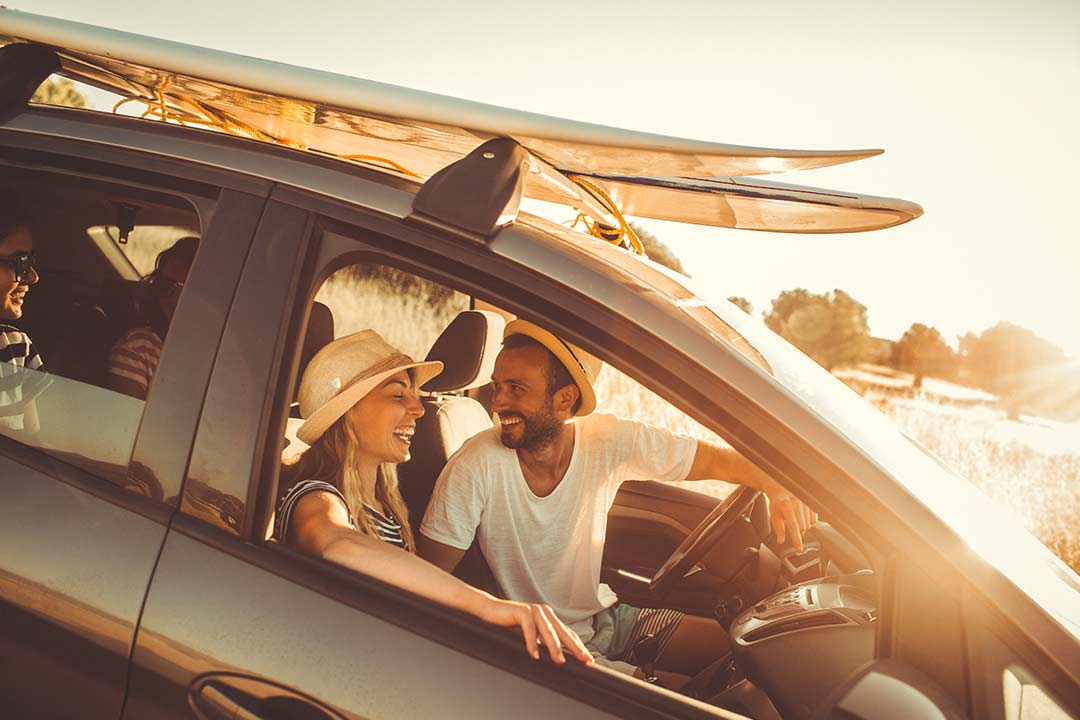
[12,0,1080,357]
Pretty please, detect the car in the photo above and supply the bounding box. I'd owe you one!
[1,8,1077,720]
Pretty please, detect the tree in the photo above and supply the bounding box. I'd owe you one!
[958,322,1068,419]
[890,323,957,388]
[764,288,871,370]
[31,77,87,108]
[727,296,753,314]
[629,222,686,275]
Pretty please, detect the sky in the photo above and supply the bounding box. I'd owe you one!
[11,0,1080,357]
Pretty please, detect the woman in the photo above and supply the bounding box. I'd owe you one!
[278,328,591,664]
[0,191,46,432]
[107,235,198,400]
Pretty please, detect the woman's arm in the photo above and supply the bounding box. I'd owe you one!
[286,490,592,664]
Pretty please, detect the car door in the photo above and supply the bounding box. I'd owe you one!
[0,119,266,718]
[123,189,750,720]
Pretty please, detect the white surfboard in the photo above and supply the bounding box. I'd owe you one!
[0,9,922,232]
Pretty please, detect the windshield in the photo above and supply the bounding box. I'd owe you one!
[670,271,1080,632]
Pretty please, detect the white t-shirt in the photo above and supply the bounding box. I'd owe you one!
[420,413,697,642]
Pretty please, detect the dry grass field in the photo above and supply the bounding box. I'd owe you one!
[839,366,1080,574]
[308,269,1080,575]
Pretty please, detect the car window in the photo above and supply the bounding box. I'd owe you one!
[281,261,468,464]
[315,262,470,357]
[1003,666,1075,720]
[0,167,207,499]
[86,224,199,280]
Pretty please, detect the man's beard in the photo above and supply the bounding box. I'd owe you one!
[498,399,562,451]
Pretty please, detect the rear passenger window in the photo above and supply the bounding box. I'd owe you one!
[0,168,206,496]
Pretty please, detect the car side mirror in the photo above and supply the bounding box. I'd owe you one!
[814,660,965,720]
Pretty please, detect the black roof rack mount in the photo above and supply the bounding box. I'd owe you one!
[0,42,60,114]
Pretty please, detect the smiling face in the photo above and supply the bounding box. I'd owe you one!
[345,370,425,466]
[490,344,576,451]
[0,224,37,321]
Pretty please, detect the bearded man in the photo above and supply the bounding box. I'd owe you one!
[419,320,814,678]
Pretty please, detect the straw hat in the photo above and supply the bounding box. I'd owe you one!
[503,320,603,416]
[297,330,442,444]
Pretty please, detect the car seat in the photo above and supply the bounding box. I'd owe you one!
[398,309,505,594]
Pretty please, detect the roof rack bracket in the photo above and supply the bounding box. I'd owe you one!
[0,42,61,114]
[409,137,529,239]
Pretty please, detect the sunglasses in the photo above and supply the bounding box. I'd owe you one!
[0,252,37,284]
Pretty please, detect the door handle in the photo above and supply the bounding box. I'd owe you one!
[194,683,263,720]
[189,673,347,720]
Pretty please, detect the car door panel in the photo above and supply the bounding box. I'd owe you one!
[123,527,624,720]
[0,446,167,720]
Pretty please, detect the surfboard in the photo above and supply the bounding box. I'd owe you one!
[0,8,922,233]
[562,174,923,232]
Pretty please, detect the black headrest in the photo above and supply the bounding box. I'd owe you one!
[98,279,144,333]
[0,44,60,113]
[422,310,506,393]
[293,301,334,401]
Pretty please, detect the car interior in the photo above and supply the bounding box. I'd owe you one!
[279,262,885,720]
[0,163,205,490]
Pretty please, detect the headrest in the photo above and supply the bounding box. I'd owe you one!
[292,301,335,402]
[422,310,506,393]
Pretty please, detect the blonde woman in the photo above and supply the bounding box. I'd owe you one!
[278,329,590,664]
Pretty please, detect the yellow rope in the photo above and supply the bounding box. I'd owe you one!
[112,97,144,114]
[156,75,171,123]
[567,177,645,256]
[106,80,637,250]
[108,81,417,171]
[339,154,422,178]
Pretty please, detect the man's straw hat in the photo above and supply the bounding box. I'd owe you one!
[503,320,603,416]
[297,330,442,444]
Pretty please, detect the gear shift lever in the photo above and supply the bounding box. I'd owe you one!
[633,633,663,686]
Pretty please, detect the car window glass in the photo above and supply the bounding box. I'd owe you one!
[282,262,468,463]
[315,263,469,356]
[1003,667,1075,720]
[0,168,206,500]
[86,224,198,279]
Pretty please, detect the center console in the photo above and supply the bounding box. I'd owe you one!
[728,573,878,719]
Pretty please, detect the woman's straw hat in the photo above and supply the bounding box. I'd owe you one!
[297,330,442,444]
[503,320,602,416]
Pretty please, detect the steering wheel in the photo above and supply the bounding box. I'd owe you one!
[649,486,762,596]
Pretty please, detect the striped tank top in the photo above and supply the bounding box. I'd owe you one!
[276,479,409,551]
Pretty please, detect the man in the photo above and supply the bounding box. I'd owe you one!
[107,236,198,400]
[419,320,815,678]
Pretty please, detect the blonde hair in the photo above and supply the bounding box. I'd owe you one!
[282,412,416,553]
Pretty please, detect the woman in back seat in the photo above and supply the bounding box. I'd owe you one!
[106,235,198,400]
[276,329,592,665]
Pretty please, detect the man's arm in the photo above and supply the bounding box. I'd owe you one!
[417,534,468,573]
[685,440,816,552]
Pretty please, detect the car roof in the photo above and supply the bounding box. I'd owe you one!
[0,8,922,234]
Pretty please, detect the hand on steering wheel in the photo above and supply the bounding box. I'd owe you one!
[762,484,817,553]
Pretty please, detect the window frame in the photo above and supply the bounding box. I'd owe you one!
[0,118,271,516]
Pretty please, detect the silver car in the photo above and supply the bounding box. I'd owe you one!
[0,8,1076,720]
